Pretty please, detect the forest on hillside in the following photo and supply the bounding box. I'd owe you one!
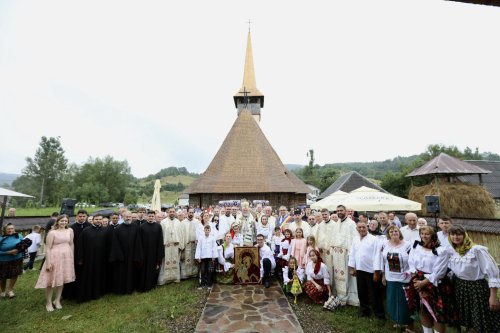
[293,145,500,197]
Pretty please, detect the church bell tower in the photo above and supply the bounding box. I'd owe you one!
[233,31,264,123]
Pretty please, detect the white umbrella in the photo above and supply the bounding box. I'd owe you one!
[311,190,349,211]
[0,187,34,234]
[150,180,162,212]
[342,186,421,211]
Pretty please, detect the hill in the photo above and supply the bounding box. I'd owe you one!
[0,172,20,186]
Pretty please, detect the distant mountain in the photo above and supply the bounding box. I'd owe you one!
[285,164,304,171]
[0,173,20,186]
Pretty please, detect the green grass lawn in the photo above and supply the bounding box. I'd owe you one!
[1,270,207,333]
[14,206,104,217]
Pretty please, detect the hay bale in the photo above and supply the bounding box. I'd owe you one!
[408,183,495,218]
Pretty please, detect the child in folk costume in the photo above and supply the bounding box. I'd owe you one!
[304,249,331,304]
[282,256,304,303]
[271,227,284,260]
[195,225,218,289]
[290,228,307,269]
[302,235,319,269]
[216,233,235,284]
[276,229,293,271]
[231,225,243,247]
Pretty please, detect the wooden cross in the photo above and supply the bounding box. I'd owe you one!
[242,86,250,106]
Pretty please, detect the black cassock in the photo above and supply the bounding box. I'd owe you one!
[76,225,108,302]
[105,223,119,293]
[109,222,143,294]
[63,221,91,300]
[138,222,164,292]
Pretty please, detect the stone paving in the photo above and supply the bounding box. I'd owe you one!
[195,281,304,333]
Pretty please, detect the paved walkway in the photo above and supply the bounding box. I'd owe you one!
[195,282,304,333]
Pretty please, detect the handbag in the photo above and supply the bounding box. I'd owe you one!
[16,237,32,259]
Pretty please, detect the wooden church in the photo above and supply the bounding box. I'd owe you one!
[185,32,310,208]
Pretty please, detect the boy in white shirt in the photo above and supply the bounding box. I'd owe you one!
[24,225,42,270]
[195,225,218,289]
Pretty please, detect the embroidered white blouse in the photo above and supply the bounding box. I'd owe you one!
[444,245,500,288]
[305,261,331,285]
[377,240,412,283]
[408,244,447,286]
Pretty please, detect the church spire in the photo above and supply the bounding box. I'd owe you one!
[234,30,264,122]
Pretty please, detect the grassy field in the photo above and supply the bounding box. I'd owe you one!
[13,207,104,217]
[0,270,207,333]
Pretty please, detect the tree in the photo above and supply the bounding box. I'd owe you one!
[22,136,68,206]
[72,156,134,204]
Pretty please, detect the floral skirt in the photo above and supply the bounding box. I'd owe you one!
[304,278,329,304]
[0,259,23,280]
[405,271,458,325]
[454,277,500,333]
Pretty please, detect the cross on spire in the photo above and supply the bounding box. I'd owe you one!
[247,19,252,32]
[242,86,250,106]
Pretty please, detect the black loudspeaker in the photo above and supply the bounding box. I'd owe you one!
[425,195,440,214]
[60,198,77,217]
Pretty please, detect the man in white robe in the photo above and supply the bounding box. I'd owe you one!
[158,208,185,285]
[180,207,199,279]
[331,205,359,306]
[316,208,336,280]
[235,202,256,246]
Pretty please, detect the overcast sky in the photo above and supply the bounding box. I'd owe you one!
[1,1,499,178]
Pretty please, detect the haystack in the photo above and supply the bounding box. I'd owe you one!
[408,182,495,218]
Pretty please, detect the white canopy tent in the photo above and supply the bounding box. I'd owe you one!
[0,187,34,235]
[310,190,349,211]
[341,186,421,211]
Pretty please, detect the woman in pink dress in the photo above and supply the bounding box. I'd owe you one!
[290,228,307,268]
[35,215,75,311]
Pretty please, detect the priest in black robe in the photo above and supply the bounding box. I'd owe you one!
[63,209,91,300]
[76,214,108,302]
[104,213,119,293]
[109,211,143,294]
[138,211,164,292]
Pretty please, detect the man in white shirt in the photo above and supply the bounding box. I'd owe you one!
[400,212,420,245]
[256,234,276,288]
[348,221,384,319]
[437,216,453,248]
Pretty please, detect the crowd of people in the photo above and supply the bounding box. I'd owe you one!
[0,202,499,333]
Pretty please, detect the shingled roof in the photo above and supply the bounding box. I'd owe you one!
[459,160,500,198]
[406,153,491,177]
[185,109,310,194]
[318,171,387,199]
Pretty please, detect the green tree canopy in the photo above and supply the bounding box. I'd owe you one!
[20,136,68,205]
[73,156,134,204]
